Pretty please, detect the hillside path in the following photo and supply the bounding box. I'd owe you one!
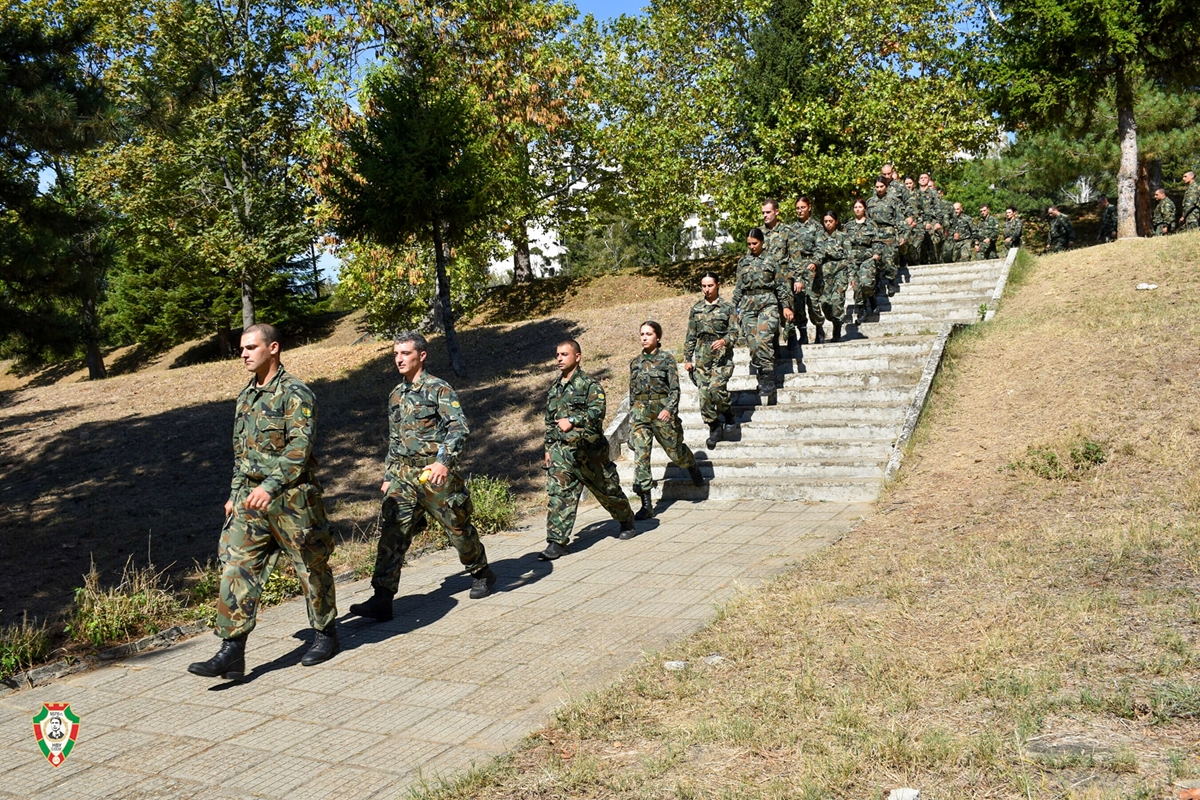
[0,500,864,799]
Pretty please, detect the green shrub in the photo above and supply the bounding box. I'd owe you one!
[260,563,303,606]
[1006,436,1108,481]
[68,558,190,648]
[0,614,50,681]
[468,474,518,535]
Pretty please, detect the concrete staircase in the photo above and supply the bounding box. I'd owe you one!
[611,252,1016,503]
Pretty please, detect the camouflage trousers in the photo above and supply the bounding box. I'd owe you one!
[546,441,633,545]
[819,263,849,323]
[373,464,488,596]
[630,408,697,492]
[875,238,898,281]
[948,239,973,262]
[691,351,734,425]
[794,288,825,329]
[851,256,877,305]
[979,242,998,260]
[739,296,780,375]
[1184,216,1199,233]
[216,481,336,639]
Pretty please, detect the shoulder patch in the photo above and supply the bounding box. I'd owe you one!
[301,405,313,418]
[598,392,605,400]
[450,401,460,408]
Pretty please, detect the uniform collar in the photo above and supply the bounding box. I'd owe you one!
[247,365,286,394]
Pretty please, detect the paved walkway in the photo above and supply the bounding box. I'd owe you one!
[0,500,863,799]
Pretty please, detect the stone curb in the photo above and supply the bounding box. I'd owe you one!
[984,247,1020,322]
[605,395,632,461]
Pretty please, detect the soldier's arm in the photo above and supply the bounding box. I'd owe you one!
[585,379,608,431]
[229,398,246,503]
[683,309,698,363]
[732,262,744,308]
[384,386,402,476]
[544,386,557,448]
[769,254,791,307]
[436,384,469,469]
[664,354,681,413]
[259,388,317,498]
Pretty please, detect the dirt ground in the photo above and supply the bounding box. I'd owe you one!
[0,272,697,628]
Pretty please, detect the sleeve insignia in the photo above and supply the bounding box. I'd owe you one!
[451,401,460,408]
[301,406,313,418]
[598,392,605,400]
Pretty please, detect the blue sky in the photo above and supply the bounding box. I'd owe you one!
[574,0,645,19]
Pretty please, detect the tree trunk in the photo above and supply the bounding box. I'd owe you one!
[512,220,534,283]
[81,278,106,380]
[431,218,465,376]
[1115,69,1139,239]
[217,326,234,358]
[241,276,255,329]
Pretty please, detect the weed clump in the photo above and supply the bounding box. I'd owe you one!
[0,614,50,680]
[68,558,192,648]
[467,474,519,535]
[1006,434,1108,480]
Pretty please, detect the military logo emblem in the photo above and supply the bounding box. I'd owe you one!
[32,703,80,767]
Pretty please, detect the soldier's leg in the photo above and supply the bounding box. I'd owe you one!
[654,415,696,470]
[269,483,337,631]
[419,472,488,573]
[881,243,897,281]
[630,417,655,493]
[371,474,423,596]
[694,362,717,425]
[546,444,584,545]
[755,304,780,371]
[578,446,635,524]
[215,500,279,639]
[805,290,825,328]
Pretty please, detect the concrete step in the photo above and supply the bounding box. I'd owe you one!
[618,458,885,483]
[640,437,896,461]
[652,476,884,503]
[856,310,979,325]
[887,283,999,298]
[715,401,906,425]
[901,260,1005,277]
[679,385,913,409]
[881,293,996,310]
[677,419,901,441]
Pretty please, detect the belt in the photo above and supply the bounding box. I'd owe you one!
[395,454,438,468]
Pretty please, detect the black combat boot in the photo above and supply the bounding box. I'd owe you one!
[887,278,898,296]
[798,325,809,345]
[634,487,655,521]
[348,590,394,622]
[814,325,826,344]
[687,463,705,487]
[618,518,637,540]
[705,421,723,449]
[188,635,246,680]
[469,566,497,599]
[539,541,570,560]
[831,320,842,342]
[722,409,740,433]
[301,626,339,666]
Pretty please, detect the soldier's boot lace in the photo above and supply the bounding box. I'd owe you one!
[705,422,723,449]
[188,635,246,680]
[349,591,394,622]
[618,518,637,540]
[634,487,655,521]
[687,463,705,487]
[302,626,340,667]
[469,566,497,599]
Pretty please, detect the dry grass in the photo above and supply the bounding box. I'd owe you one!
[404,233,1200,799]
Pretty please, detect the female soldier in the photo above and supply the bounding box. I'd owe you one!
[809,211,850,342]
[844,198,883,321]
[629,321,704,521]
[733,227,793,395]
[684,272,737,449]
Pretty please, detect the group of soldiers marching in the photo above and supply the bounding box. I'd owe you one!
[1147,170,1200,238]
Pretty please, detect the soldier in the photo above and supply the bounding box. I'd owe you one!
[629,321,704,520]
[789,196,825,343]
[974,204,1000,259]
[733,227,794,395]
[809,211,850,342]
[881,164,915,269]
[684,272,738,448]
[1152,188,1176,236]
[917,173,945,264]
[188,323,337,681]
[761,199,795,347]
[865,177,901,295]
[540,339,636,557]
[947,202,975,262]
[1096,195,1117,243]
[1180,171,1199,232]
[1047,206,1074,252]
[1002,206,1024,254]
[844,198,883,321]
[348,332,496,623]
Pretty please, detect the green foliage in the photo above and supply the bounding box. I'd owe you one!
[465,474,519,536]
[67,559,190,648]
[0,614,51,681]
[260,563,303,607]
[1006,436,1108,480]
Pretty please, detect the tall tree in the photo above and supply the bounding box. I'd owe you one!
[988,0,1200,238]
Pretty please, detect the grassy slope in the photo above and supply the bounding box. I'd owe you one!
[410,233,1200,799]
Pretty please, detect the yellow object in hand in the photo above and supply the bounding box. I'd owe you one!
[419,468,432,484]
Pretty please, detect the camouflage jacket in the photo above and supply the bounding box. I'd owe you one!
[629,347,681,419]
[787,218,823,282]
[948,212,975,244]
[1182,183,1200,224]
[230,366,319,501]
[865,193,902,234]
[975,214,1000,247]
[814,228,849,276]
[917,188,944,227]
[1003,217,1024,248]
[841,218,882,263]
[385,371,469,475]
[733,251,790,313]
[1152,197,1176,233]
[545,369,608,449]
[1049,214,1074,247]
[763,222,790,277]
[684,297,737,363]
[1098,205,1117,241]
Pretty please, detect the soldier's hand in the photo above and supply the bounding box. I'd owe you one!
[657,409,671,422]
[224,499,234,516]
[711,338,726,351]
[556,417,573,432]
[244,487,272,510]
[544,451,551,468]
[684,361,694,371]
[426,462,449,488]
[794,281,803,293]
[782,308,795,322]
[381,480,390,493]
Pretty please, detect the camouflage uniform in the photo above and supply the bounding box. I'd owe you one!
[814,229,850,323]
[975,213,1000,259]
[1048,213,1074,251]
[1098,204,1117,242]
[917,188,944,264]
[1152,196,1176,236]
[217,367,336,639]
[544,370,633,545]
[733,249,790,383]
[628,348,697,493]
[763,221,793,341]
[371,372,488,597]
[787,218,825,329]
[865,193,901,283]
[684,297,736,424]
[1181,183,1200,232]
[887,181,917,265]
[1002,216,1024,255]
[841,218,882,305]
[947,211,975,262]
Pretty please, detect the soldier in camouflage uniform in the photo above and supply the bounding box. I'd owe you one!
[1152,188,1176,236]
[903,175,924,264]
[189,323,338,681]
[1096,195,1117,243]
[734,228,794,394]
[684,273,738,448]
[844,198,883,321]
[629,321,704,520]
[349,332,495,623]
[866,178,902,295]
[810,211,851,342]
[789,197,825,343]
[1002,206,1023,255]
[917,174,945,264]
[1047,206,1074,251]
[540,339,635,557]
[947,202,975,262]
[1180,171,1199,232]
[761,199,797,348]
[975,204,1000,259]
